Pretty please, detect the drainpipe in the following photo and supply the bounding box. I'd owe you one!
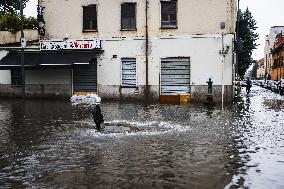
[145,0,149,101]
[20,0,25,99]
[235,0,240,76]
[265,54,268,82]
[278,54,279,80]
[232,37,235,98]
[280,56,284,78]
[221,33,225,110]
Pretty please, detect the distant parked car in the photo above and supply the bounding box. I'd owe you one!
[263,81,268,88]
[251,80,257,85]
[267,80,274,89]
[278,79,284,94]
[257,80,265,87]
[271,81,278,92]
[241,81,247,87]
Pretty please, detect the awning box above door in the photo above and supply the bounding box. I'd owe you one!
[0,49,103,69]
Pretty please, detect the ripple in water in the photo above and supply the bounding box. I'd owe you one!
[74,120,191,139]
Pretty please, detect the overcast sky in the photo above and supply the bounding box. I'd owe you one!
[23,0,37,17]
[240,0,284,60]
[24,0,284,60]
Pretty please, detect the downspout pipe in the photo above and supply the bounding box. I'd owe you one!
[235,0,240,76]
[222,56,225,110]
[232,37,235,98]
[145,0,149,101]
[20,0,25,99]
[265,54,268,82]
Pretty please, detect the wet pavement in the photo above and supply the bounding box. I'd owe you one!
[0,86,284,188]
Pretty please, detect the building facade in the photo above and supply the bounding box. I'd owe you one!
[0,30,39,97]
[256,58,264,79]
[260,26,284,80]
[0,0,237,102]
[271,33,284,81]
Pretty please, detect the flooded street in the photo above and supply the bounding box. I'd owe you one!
[0,86,284,188]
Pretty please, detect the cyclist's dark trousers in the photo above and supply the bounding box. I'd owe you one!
[246,86,251,94]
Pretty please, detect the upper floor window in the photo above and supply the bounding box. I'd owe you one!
[161,1,177,29]
[121,3,136,30]
[83,5,97,31]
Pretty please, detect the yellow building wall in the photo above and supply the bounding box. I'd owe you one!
[272,49,284,80]
[271,68,284,80]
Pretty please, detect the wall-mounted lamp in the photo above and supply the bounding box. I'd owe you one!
[63,34,69,40]
[37,5,45,36]
[220,22,226,29]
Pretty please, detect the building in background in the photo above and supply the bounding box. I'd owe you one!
[263,26,284,80]
[0,0,237,102]
[256,58,264,79]
[0,30,38,97]
[271,33,284,80]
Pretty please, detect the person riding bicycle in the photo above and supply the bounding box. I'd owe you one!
[92,104,104,131]
[246,77,252,94]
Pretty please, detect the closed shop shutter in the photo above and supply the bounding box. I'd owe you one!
[73,64,97,92]
[161,58,190,94]
[121,58,136,87]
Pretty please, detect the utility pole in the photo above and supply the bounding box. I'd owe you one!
[20,0,25,98]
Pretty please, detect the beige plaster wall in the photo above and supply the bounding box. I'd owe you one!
[40,0,237,40]
[0,29,38,45]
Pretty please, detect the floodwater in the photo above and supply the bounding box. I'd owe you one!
[0,86,284,189]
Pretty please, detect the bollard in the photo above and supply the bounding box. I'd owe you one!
[204,78,215,106]
[206,78,213,94]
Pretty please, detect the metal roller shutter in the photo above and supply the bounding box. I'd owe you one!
[121,58,136,87]
[73,64,97,92]
[161,57,190,94]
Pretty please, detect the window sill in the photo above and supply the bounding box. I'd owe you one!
[120,28,137,31]
[82,29,98,33]
[161,26,178,30]
[120,85,137,88]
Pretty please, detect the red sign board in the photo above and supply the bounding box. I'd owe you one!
[40,39,100,50]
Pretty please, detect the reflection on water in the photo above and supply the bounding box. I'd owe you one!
[0,86,284,188]
[226,87,284,189]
